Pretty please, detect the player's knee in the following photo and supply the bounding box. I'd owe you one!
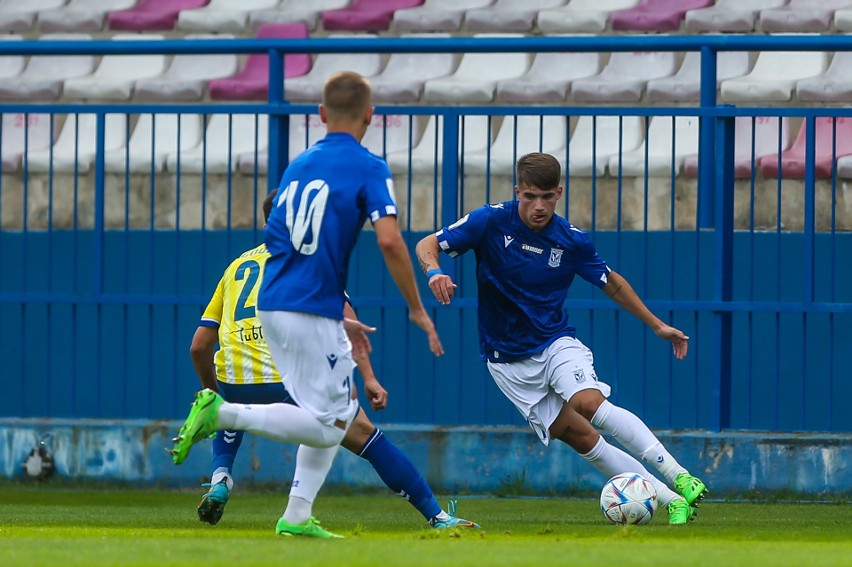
[569,390,605,421]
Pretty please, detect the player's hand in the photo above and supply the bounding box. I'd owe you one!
[428,273,457,305]
[344,317,377,360]
[409,308,444,357]
[655,324,689,360]
[362,377,388,411]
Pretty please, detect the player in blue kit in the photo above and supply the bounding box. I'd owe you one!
[171,71,443,538]
[415,152,708,525]
[188,189,478,531]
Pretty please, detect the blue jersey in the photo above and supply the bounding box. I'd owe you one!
[259,132,398,319]
[436,200,611,363]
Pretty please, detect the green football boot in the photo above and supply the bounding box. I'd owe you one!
[170,389,223,465]
[668,498,697,525]
[275,517,343,539]
[674,472,708,507]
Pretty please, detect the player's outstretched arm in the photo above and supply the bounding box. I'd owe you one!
[602,270,689,360]
[189,326,221,392]
[415,233,458,306]
[343,301,386,410]
[374,216,444,357]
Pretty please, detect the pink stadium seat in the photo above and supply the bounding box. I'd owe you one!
[322,0,424,31]
[108,0,209,31]
[683,117,791,178]
[208,23,311,101]
[611,0,713,31]
[758,117,852,178]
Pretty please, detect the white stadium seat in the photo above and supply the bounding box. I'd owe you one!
[104,114,203,173]
[721,47,828,102]
[167,114,268,174]
[797,50,852,102]
[0,34,94,100]
[392,0,494,32]
[370,34,458,102]
[465,0,567,32]
[685,0,787,33]
[385,115,492,174]
[249,0,350,30]
[0,0,66,32]
[177,0,281,33]
[361,114,424,158]
[0,113,53,172]
[28,113,128,173]
[568,115,643,177]
[63,34,168,101]
[646,51,751,103]
[537,0,640,33]
[465,115,568,175]
[571,50,678,102]
[38,0,137,32]
[760,0,852,33]
[0,35,25,80]
[496,49,603,103]
[608,116,700,177]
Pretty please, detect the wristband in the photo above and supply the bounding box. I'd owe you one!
[426,268,444,279]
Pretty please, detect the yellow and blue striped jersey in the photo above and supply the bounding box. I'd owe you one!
[200,243,280,385]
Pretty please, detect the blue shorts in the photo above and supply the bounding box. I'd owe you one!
[218,381,296,406]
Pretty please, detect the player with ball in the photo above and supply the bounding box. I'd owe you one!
[416,152,708,525]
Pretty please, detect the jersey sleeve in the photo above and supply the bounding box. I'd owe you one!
[435,205,490,258]
[200,276,225,328]
[364,159,399,224]
[573,229,612,289]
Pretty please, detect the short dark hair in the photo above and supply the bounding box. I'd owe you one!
[322,71,372,122]
[263,189,277,223]
[516,152,561,190]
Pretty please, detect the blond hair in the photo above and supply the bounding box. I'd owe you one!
[321,71,372,122]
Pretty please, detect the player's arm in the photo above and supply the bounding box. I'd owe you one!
[415,233,457,306]
[189,326,220,392]
[343,302,388,411]
[602,270,689,360]
[373,215,444,357]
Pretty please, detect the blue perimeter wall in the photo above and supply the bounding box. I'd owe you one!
[2,419,850,498]
[1,230,851,433]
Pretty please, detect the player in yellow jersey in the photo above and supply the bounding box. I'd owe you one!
[187,189,478,532]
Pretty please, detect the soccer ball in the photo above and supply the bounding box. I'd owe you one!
[600,472,658,525]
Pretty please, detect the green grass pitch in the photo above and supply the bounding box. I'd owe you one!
[1,486,850,567]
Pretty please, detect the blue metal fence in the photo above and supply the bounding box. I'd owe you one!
[0,36,849,433]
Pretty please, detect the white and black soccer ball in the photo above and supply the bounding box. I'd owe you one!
[600,472,657,525]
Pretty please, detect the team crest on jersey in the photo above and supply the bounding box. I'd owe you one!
[548,248,564,268]
[573,369,586,383]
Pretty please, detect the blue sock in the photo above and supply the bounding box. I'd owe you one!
[211,429,244,475]
[359,428,442,521]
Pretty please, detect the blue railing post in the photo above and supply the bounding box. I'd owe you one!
[712,109,735,431]
[698,46,717,229]
[94,112,106,296]
[440,111,460,220]
[803,116,816,303]
[267,48,289,193]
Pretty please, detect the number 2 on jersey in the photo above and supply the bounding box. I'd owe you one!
[233,260,260,322]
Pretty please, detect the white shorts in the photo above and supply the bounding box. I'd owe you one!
[258,310,359,427]
[487,336,611,447]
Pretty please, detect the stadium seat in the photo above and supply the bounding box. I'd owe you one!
[465,0,567,32]
[385,114,492,174]
[208,23,311,101]
[465,115,568,175]
[285,33,383,102]
[496,50,603,103]
[28,113,128,173]
[835,8,852,30]
[135,35,238,101]
[177,0,280,32]
[361,114,424,158]
[104,114,203,173]
[759,117,852,178]
[424,34,532,102]
[537,0,640,33]
[166,114,268,174]
[321,0,424,31]
[684,0,787,33]
[611,0,713,32]
[608,115,700,177]
[392,0,493,32]
[647,51,751,103]
[571,50,677,102]
[0,113,53,172]
[683,117,791,178]
[721,48,828,102]
[567,115,643,177]
[796,51,852,102]
[248,0,350,30]
[370,34,458,102]
[108,0,209,31]
[63,34,167,101]
[759,0,852,33]
[833,150,852,177]
[237,113,325,175]
[0,0,66,32]
[0,34,94,101]
[38,0,136,32]
[0,35,25,81]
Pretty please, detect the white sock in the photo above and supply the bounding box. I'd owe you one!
[218,402,345,448]
[581,435,680,507]
[591,400,687,484]
[211,467,233,491]
[282,444,340,524]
